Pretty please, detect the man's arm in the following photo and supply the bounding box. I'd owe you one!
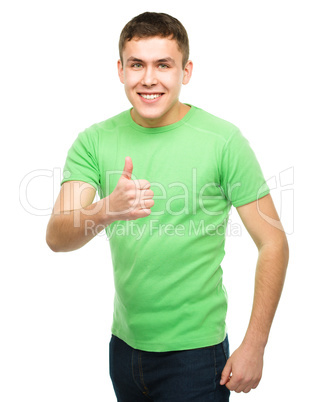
[46,181,115,252]
[220,193,289,393]
[46,157,154,252]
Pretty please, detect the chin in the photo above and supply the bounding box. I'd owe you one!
[139,110,165,121]
[134,104,165,118]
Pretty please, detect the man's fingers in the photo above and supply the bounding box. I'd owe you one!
[141,189,154,199]
[243,385,252,393]
[220,360,232,385]
[224,376,236,391]
[225,376,257,393]
[133,179,151,190]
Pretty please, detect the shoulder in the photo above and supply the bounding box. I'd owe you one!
[82,109,130,136]
[92,109,130,131]
[75,109,130,145]
[187,104,240,144]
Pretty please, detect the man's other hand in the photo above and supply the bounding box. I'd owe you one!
[220,341,264,393]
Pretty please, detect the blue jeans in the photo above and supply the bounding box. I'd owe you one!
[109,334,230,402]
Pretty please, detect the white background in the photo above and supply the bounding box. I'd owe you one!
[1,0,311,401]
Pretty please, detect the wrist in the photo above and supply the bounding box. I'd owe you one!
[97,196,117,226]
[241,333,267,354]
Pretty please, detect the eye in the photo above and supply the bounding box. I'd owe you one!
[131,63,142,68]
[159,64,169,69]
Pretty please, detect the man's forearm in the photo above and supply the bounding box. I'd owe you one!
[46,196,115,252]
[242,240,289,350]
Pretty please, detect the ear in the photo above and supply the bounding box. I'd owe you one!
[182,60,193,85]
[117,59,124,84]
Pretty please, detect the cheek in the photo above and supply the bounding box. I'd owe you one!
[124,74,139,89]
[164,72,183,89]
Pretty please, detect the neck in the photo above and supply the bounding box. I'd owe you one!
[131,102,190,128]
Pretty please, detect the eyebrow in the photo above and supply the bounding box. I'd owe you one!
[126,56,176,65]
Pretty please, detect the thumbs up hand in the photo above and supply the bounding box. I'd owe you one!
[108,156,154,221]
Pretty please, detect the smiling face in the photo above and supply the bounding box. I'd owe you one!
[117,36,193,128]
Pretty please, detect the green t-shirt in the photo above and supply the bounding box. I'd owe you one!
[61,104,270,352]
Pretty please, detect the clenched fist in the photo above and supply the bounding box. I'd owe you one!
[107,156,154,221]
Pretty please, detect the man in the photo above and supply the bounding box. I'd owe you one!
[46,11,289,401]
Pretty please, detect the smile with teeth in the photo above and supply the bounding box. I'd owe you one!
[139,93,163,100]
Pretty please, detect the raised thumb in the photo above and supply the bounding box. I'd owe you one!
[121,156,133,180]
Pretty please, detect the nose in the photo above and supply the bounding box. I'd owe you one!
[141,65,157,87]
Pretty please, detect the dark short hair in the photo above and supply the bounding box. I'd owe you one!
[119,12,189,69]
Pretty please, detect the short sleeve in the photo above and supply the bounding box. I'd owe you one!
[220,129,270,207]
[61,130,100,191]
